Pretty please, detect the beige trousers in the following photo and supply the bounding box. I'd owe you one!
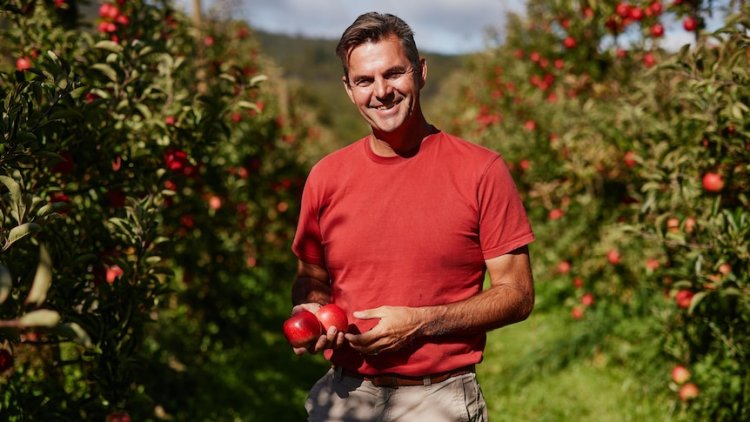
[305,368,488,422]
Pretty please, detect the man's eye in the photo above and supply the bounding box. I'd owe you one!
[354,80,372,87]
[386,72,405,79]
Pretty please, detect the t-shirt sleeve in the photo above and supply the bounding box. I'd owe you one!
[291,166,326,266]
[478,156,535,260]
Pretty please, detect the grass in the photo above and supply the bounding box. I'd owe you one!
[479,309,673,422]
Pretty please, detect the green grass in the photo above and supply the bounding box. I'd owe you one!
[479,309,674,422]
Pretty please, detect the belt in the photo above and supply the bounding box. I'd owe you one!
[336,364,475,388]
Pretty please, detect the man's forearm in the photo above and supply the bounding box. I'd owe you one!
[292,276,332,306]
[418,282,534,337]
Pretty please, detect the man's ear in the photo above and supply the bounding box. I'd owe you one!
[418,57,427,89]
[342,75,355,104]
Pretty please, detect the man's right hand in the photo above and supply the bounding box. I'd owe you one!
[291,303,346,356]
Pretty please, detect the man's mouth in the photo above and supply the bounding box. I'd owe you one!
[371,99,401,111]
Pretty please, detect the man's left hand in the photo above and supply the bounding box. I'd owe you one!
[344,306,426,355]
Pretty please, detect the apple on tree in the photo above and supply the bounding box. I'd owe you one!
[0,349,13,372]
[671,365,690,384]
[16,56,31,72]
[679,383,699,401]
[702,172,724,192]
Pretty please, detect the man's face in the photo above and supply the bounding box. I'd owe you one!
[343,35,426,136]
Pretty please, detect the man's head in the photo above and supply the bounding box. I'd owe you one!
[336,12,421,84]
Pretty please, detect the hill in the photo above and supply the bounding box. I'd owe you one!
[255,30,469,156]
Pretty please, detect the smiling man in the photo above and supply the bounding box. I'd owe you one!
[290,12,535,421]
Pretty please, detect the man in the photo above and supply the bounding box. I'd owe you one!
[290,12,535,421]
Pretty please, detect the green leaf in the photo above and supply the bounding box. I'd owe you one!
[19,309,61,327]
[73,253,97,265]
[92,63,118,83]
[250,75,268,86]
[145,256,162,265]
[3,223,41,251]
[94,40,123,54]
[69,86,87,100]
[688,291,709,315]
[0,264,11,304]
[47,108,84,123]
[237,101,261,112]
[52,322,93,348]
[36,201,68,218]
[25,243,53,306]
[0,175,22,223]
[135,103,152,119]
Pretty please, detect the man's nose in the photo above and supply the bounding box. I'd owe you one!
[373,78,393,99]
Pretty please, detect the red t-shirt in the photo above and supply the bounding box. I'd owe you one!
[292,131,534,376]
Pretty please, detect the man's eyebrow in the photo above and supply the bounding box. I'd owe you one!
[352,65,410,78]
[385,65,409,73]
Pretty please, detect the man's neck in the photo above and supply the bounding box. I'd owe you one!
[370,118,436,158]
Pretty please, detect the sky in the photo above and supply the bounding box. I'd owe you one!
[179,0,732,55]
[191,0,527,54]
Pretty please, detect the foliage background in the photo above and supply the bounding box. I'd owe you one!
[1,0,748,420]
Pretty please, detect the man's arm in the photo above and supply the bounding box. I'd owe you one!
[292,259,332,306]
[345,246,534,355]
[290,259,346,355]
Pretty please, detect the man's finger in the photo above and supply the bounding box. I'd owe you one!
[352,307,383,320]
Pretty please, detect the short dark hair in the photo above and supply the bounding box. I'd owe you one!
[336,12,421,82]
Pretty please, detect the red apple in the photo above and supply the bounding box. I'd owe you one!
[16,56,32,72]
[557,260,571,274]
[607,249,621,265]
[0,349,13,372]
[651,23,664,37]
[629,7,644,20]
[650,1,663,14]
[643,52,656,67]
[208,195,222,210]
[548,208,565,220]
[624,151,637,167]
[106,412,132,422]
[675,289,694,309]
[616,3,631,18]
[573,277,584,289]
[283,309,323,348]
[702,172,724,192]
[571,306,584,319]
[683,16,697,31]
[646,258,661,270]
[671,365,690,384]
[315,304,348,333]
[52,151,75,174]
[666,217,680,233]
[581,293,594,307]
[684,217,696,233]
[106,265,124,284]
[679,383,699,401]
[563,36,576,49]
